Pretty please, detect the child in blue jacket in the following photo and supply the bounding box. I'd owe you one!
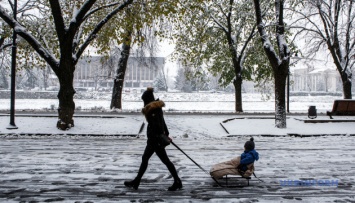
[237,137,259,172]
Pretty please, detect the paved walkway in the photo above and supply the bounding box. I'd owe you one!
[1,113,355,202]
[1,134,354,202]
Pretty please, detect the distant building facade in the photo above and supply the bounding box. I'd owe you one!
[74,55,165,91]
[124,57,164,88]
[239,58,353,94]
[290,59,344,93]
[291,66,341,92]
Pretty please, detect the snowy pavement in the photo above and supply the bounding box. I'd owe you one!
[0,113,355,202]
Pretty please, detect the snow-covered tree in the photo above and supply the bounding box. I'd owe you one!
[108,1,177,109]
[0,26,11,89]
[174,63,209,92]
[110,8,134,110]
[291,0,354,99]
[0,0,133,130]
[253,0,291,128]
[172,0,257,112]
[154,71,167,91]
[1,2,35,89]
[174,64,192,92]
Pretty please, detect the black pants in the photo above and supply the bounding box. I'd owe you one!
[135,144,180,181]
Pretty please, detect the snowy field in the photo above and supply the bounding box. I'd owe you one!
[0,92,343,113]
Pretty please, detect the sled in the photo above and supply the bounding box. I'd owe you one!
[172,142,263,188]
[210,156,256,187]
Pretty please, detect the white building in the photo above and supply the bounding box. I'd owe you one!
[74,55,165,91]
[290,58,343,93]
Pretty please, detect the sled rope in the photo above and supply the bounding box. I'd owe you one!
[138,122,145,135]
[171,141,222,187]
[253,172,264,183]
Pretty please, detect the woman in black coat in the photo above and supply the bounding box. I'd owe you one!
[124,87,182,191]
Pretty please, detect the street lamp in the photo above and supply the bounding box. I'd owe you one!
[287,70,290,113]
[7,0,18,129]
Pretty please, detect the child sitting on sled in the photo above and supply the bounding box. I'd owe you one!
[210,137,259,178]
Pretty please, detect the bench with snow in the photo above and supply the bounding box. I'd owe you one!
[210,156,254,186]
[326,99,355,119]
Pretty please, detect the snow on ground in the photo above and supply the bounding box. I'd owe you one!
[1,114,354,138]
[0,92,353,137]
[0,134,354,202]
[0,92,354,202]
[221,116,355,136]
[0,92,343,113]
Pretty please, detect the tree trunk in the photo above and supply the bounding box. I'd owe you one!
[110,36,131,109]
[253,0,290,128]
[233,76,243,112]
[56,63,75,130]
[274,69,287,128]
[341,72,352,99]
[228,41,243,113]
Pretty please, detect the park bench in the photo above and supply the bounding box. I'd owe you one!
[326,99,355,119]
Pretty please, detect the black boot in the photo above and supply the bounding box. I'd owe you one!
[124,178,140,190]
[168,179,182,191]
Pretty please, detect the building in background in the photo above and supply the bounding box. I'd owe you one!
[290,58,344,93]
[74,55,165,91]
[2,53,352,94]
[124,57,164,88]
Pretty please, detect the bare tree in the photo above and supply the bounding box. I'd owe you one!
[291,0,354,98]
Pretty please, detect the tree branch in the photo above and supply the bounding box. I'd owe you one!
[0,5,59,72]
[82,2,125,21]
[48,0,66,46]
[288,9,328,40]
[239,24,256,61]
[317,1,343,72]
[253,0,280,69]
[75,0,133,64]
[202,2,228,35]
[344,0,353,69]
[67,0,97,40]
[333,0,343,60]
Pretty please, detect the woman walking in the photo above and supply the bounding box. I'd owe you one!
[124,87,182,191]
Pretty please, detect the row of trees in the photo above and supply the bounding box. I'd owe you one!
[0,0,354,129]
[170,0,353,128]
[0,0,178,129]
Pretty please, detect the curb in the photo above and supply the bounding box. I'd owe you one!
[0,133,140,137]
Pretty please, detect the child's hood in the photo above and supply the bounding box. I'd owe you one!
[247,149,259,161]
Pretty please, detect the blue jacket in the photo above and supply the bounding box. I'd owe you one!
[240,149,259,170]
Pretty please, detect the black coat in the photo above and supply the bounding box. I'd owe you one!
[142,100,169,146]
